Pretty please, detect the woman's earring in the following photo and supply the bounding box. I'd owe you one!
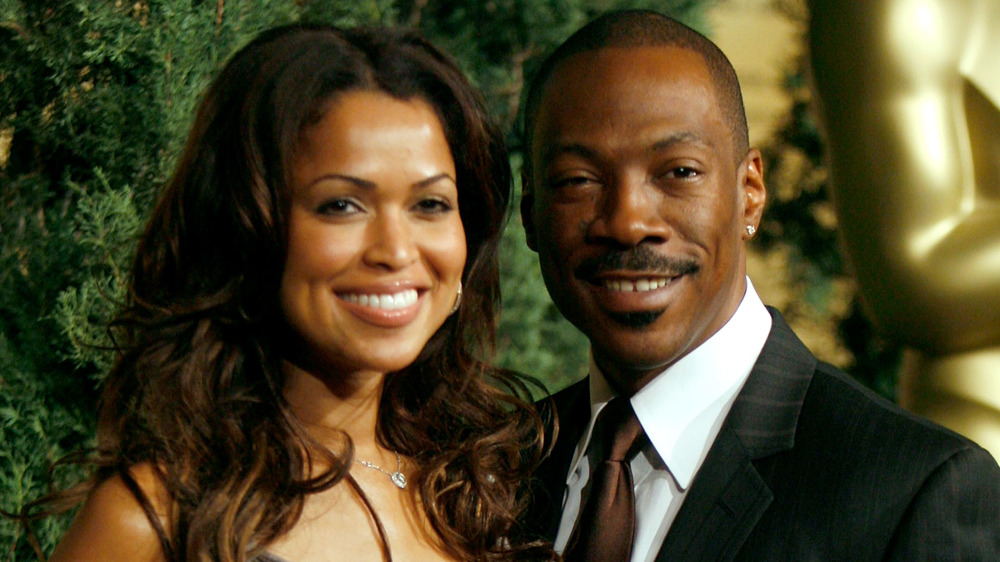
[746,225,756,237]
[449,282,462,315]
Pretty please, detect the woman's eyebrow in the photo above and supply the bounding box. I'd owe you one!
[412,172,457,189]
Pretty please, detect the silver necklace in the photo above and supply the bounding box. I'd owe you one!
[355,451,407,489]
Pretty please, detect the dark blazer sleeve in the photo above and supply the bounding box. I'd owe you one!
[885,445,1000,560]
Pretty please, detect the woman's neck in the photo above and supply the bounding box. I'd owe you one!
[282,361,386,453]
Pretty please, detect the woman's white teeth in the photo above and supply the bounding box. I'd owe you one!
[342,289,418,309]
[604,278,671,292]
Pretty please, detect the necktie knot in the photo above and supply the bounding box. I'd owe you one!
[597,397,644,462]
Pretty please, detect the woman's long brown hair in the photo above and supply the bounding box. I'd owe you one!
[19,24,552,561]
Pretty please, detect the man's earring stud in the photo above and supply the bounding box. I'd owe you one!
[746,225,756,237]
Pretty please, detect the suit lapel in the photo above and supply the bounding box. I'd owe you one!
[655,427,772,561]
[655,309,816,561]
[727,309,816,457]
[526,379,590,540]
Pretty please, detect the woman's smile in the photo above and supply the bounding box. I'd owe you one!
[338,288,420,310]
[337,287,424,328]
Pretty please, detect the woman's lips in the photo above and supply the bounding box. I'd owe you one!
[337,288,423,327]
[339,288,419,309]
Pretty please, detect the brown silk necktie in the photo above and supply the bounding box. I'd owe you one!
[564,397,645,562]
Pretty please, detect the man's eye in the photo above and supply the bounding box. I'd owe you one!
[550,176,596,189]
[316,199,361,215]
[668,167,700,179]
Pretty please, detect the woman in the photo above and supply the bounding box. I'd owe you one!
[40,24,550,561]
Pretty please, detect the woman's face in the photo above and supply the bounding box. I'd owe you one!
[280,91,466,377]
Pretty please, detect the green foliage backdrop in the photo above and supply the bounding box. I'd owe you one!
[0,0,711,557]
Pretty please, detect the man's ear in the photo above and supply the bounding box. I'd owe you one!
[520,170,539,252]
[741,148,767,235]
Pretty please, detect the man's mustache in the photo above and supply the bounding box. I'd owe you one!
[574,246,700,279]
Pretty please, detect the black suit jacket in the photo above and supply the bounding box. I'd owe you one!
[527,309,1000,560]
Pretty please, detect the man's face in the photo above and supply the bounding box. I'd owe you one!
[523,46,765,394]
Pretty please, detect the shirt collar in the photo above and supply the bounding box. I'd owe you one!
[569,279,772,490]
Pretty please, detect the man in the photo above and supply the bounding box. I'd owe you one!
[520,9,1000,561]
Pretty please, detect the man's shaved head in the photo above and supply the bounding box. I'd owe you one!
[522,10,749,165]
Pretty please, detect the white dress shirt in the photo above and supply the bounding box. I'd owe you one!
[553,279,772,562]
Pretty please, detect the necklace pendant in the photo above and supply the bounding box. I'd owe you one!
[354,451,407,489]
[390,471,407,489]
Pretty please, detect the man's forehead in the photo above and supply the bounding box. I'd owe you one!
[532,46,715,130]
[544,45,709,94]
[531,47,721,157]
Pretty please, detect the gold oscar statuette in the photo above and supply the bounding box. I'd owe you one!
[808,0,1000,459]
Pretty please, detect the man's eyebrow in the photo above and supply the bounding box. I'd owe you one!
[539,133,713,167]
[540,143,598,168]
[651,131,712,151]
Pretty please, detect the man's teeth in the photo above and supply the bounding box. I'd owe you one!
[341,289,419,310]
[604,278,672,292]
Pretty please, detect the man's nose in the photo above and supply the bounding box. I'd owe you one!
[587,176,670,247]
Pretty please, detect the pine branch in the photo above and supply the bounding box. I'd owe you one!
[408,0,427,27]
[0,21,28,40]
[216,0,225,33]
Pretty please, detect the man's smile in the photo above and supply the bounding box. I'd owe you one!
[599,276,679,293]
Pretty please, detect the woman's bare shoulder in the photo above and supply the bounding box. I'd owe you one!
[48,464,171,562]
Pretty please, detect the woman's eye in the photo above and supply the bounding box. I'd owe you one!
[414,197,453,214]
[316,198,361,215]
